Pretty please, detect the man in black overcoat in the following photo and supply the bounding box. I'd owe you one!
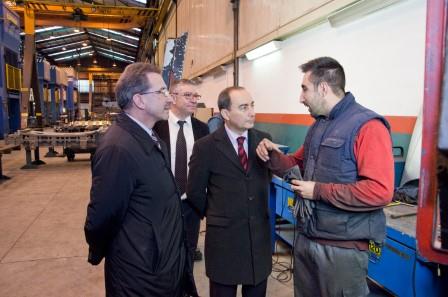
[187,86,272,297]
[84,63,197,297]
[154,79,209,264]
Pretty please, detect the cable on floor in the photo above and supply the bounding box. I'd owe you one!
[270,190,296,284]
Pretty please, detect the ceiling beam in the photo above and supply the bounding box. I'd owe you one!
[137,0,171,62]
[10,1,159,30]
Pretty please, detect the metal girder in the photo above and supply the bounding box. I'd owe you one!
[24,6,35,34]
[137,0,171,62]
[10,0,159,30]
[79,67,122,73]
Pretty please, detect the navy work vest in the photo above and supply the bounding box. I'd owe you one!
[298,93,391,243]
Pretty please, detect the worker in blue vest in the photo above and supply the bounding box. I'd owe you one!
[256,57,394,297]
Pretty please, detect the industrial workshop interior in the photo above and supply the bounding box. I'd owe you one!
[0,0,447,296]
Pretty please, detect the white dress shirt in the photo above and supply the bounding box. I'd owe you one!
[168,111,195,199]
[224,124,248,156]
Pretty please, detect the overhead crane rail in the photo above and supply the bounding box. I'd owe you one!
[8,0,159,30]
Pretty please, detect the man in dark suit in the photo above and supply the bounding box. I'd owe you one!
[84,63,197,296]
[154,79,209,263]
[187,86,272,297]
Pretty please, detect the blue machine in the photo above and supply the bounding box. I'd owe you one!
[0,3,21,138]
[37,61,52,125]
[367,205,442,296]
[269,175,296,251]
[49,66,69,123]
[66,78,75,121]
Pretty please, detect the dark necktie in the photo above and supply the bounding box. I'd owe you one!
[237,136,248,172]
[150,130,161,149]
[175,120,187,195]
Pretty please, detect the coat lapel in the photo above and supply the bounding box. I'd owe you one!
[247,129,259,173]
[192,118,200,141]
[153,130,170,166]
[155,120,171,157]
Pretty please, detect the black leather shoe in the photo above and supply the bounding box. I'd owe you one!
[193,249,203,261]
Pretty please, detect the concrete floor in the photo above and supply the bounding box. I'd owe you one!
[0,147,294,297]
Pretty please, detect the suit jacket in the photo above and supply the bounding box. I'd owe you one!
[186,126,272,285]
[85,113,197,296]
[153,116,209,164]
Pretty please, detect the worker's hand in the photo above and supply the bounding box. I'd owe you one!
[256,138,282,162]
[290,180,315,199]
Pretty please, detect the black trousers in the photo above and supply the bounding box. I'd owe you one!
[181,200,201,259]
[209,279,267,297]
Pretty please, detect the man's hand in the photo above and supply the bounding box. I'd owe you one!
[290,180,316,199]
[256,138,282,161]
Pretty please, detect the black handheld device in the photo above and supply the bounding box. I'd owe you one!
[283,165,303,183]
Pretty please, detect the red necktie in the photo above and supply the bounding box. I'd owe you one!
[237,136,248,172]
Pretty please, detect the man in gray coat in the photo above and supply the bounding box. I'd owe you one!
[84,63,197,297]
[187,86,272,297]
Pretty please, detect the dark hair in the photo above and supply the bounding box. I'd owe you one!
[169,79,196,92]
[300,57,345,96]
[115,62,160,110]
[217,86,245,110]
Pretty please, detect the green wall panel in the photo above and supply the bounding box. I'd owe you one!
[255,122,412,158]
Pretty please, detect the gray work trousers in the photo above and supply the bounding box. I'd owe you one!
[293,234,369,297]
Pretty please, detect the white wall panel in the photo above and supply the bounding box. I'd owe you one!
[230,0,427,116]
[195,65,234,110]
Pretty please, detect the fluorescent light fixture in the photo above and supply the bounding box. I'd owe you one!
[74,28,80,33]
[54,51,94,61]
[97,51,134,63]
[48,46,92,57]
[36,32,83,43]
[245,41,282,61]
[327,0,402,28]
[20,26,63,35]
[36,26,63,33]
[132,28,141,32]
[89,31,138,48]
[96,46,135,59]
[42,41,84,52]
[102,29,139,41]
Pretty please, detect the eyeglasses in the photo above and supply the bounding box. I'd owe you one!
[139,88,171,97]
[171,92,201,101]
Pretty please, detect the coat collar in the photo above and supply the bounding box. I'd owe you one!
[116,112,170,163]
[213,126,258,174]
[328,92,355,120]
